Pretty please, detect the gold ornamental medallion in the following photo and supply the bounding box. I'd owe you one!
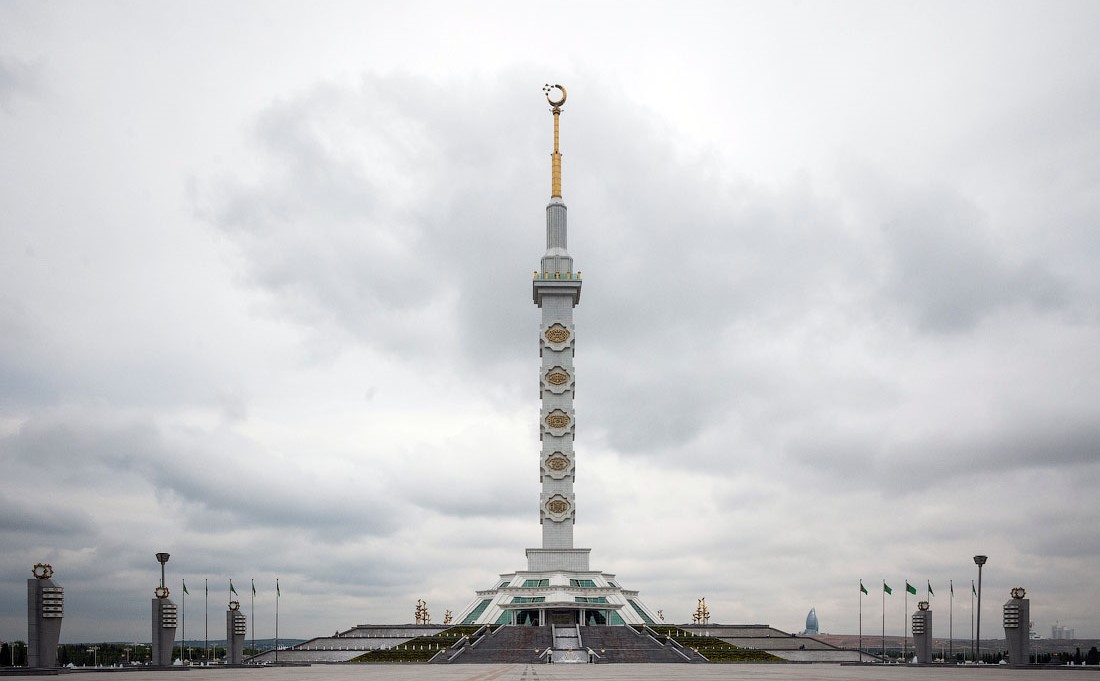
[546,455,569,471]
[544,325,570,344]
[546,370,569,385]
[546,411,570,429]
[547,499,570,514]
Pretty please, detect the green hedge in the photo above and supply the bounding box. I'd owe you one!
[351,626,482,663]
[645,626,783,663]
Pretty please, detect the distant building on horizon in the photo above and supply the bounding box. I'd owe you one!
[804,607,819,635]
[1052,623,1076,639]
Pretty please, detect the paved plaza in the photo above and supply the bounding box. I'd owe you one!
[4,666,1096,681]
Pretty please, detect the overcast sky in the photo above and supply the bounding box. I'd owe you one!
[2,1,1099,644]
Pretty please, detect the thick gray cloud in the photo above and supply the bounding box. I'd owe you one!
[199,75,542,381]
[0,53,40,112]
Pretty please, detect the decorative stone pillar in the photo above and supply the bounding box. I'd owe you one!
[150,553,177,666]
[911,601,931,663]
[1003,587,1030,666]
[27,563,63,668]
[226,600,247,664]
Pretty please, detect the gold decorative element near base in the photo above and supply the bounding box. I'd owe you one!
[546,454,570,471]
[414,598,431,625]
[692,598,710,625]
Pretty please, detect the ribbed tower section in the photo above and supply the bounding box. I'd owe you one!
[532,197,581,551]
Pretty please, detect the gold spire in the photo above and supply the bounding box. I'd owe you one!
[543,84,567,198]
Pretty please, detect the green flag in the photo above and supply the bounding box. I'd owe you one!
[906,581,917,595]
[230,579,238,596]
[183,580,189,595]
[884,582,893,595]
[950,580,954,596]
[860,581,868,595]
[972,580,976,596]
[928,581,934,597]
[252,579,256,597]
[276,579,281,598]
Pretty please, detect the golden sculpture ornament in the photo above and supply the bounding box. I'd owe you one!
[918,600,930,611]
[543,83,566,198]
[546,370,569,385]
[546,411,570,429]
[692,597,710,625]
[546,454,569,471]
[443,609,453,625]
[32,563,54,580]
[543,83,567,108]
[1011,587,1026,599]
[547,499,570,514]
[229,600,241,611]
[414,598,431,625]
[544,325,570,344]
[155,585,170,599]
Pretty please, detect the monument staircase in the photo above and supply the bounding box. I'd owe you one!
[579,625,703,663]
[433,625,709,663]
[436,625,549,664]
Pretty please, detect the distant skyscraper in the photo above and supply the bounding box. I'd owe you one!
[804,607,819,635]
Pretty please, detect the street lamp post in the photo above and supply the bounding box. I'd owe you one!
[973,555,987,663]
[155,553,170,590]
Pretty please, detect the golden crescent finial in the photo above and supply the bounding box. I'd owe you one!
[543,83,567,108]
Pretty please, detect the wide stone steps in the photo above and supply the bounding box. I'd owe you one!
[445,625,550,664]
[581,626,697,663]
[440,625,697,663]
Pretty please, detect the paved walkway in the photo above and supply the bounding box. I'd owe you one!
[3,665,1095,681]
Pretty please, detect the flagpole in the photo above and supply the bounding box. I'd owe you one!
[181,580,186,665]
[204,578,209,665]
[904,582,908,663]
[881,580,886,663]
[949,580,954,663]
[858,581,863,661]
[251,579,255,663]
[275,579,280,664]
[927,581,933,660]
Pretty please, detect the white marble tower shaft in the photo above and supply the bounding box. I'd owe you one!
[532,85,581,550]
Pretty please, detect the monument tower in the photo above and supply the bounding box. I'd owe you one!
[531,83,583,562]
[455,86,658,628]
